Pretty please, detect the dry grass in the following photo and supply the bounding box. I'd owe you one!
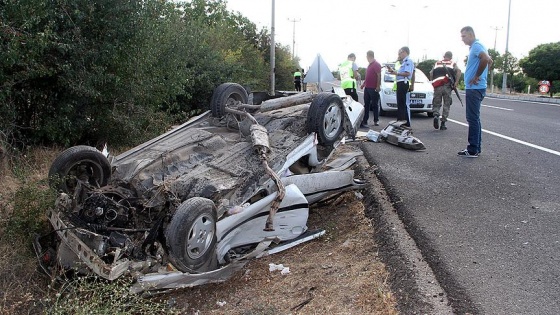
[0,147,60,314]
[0,146,399,315]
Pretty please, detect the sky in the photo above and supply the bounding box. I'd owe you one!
[225,0,560,72]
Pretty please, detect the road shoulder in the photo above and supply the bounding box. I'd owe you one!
[354,144,454,314]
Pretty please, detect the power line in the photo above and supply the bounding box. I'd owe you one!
[287,18,301,58]
[490,26,503,51]
[490,26,502,94]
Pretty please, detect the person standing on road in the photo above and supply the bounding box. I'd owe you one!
[338,53,359,102]
[458,26,492,157]
[301,68,307,92]
[430,51,462,130]
[387,47,414,128]
[360,50,382,128]
[293,69,302,92]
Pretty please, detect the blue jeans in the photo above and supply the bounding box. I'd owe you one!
[465,89,485,153]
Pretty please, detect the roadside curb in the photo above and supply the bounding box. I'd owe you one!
[468,91,560,104]
[352,144,454,315]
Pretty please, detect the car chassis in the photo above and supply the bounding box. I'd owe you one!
[41,83,365,293]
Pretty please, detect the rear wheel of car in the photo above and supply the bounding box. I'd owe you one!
[48,145,111,194]
[166,197,218,273]
[210,83,249,118]
[307,92,345,146]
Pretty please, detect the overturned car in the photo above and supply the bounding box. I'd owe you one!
[41,83,365,292]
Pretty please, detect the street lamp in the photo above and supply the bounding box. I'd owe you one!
[501,0,511,94]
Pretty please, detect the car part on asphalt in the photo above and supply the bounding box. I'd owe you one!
[380,121,426,150]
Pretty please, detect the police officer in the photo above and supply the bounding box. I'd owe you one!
[388,47,414,128]
[293,69,302,92]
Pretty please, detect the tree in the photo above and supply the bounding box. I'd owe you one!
[416,59,437,79]
[519,42,560,97]
[502,52,520,93]
[1,0,296,148]
[488,48,501,91]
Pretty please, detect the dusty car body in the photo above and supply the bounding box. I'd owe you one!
[42,83,365,292]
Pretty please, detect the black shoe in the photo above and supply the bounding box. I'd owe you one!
[360,123,368,129]
[433,117,439,129]
[440,121,447,130]
[457,149,479,158]
[374,121,379,126]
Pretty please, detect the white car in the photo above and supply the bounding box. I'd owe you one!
[379,64,434,117]
[41,83,365,292]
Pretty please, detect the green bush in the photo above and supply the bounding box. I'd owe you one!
[4,180,55,244]
[1,0,300,149]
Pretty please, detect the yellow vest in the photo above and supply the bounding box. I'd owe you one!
[339,60,356,89]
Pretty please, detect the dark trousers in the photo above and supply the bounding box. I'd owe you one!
[363,87,380,124]
[396,81,410,126]
[294,81,301,91]
[344,88,359,102]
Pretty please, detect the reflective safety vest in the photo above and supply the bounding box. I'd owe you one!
[338,60,356,89]
[431,60,455,88]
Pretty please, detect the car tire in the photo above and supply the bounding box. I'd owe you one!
[210,83,249,118]
[379,104,387,116]
[48,145,111,194]
[427,111,434,117]
[166,197,218,273]
[307,92,345,146]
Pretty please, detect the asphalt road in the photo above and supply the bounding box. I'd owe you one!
[344,86,560,314]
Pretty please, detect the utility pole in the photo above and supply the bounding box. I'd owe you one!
[490,26,502,94]
[502,0,511,94]
[270,0,275,95]
[287,18,300,58]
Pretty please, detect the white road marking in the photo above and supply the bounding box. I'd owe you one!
[447,119,560,157]
[482,104,513,111]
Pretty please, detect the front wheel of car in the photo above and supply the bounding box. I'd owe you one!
[166,197,218,273]
[48,145,111,194]
[379,104,387,116]
[427,111,434,117]
[307,92,345,146]
[210,83,249,118]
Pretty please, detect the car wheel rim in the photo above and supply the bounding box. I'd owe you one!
[66,160,104,190]
[323,102,342,138]
[186,213,215,260]
[225,94,242,108]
